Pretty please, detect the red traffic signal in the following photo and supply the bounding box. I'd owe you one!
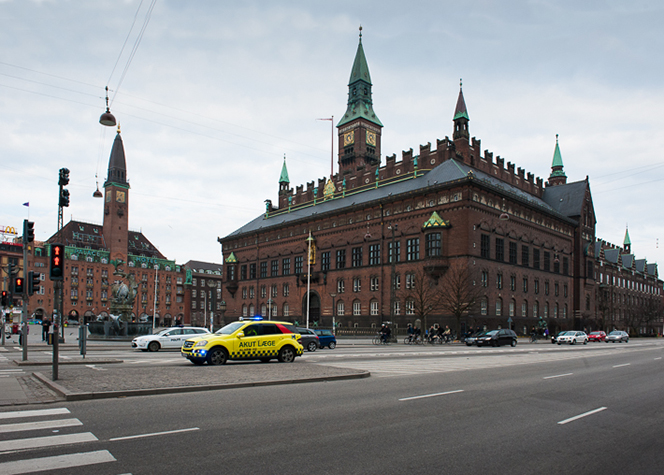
[1,291,7,306]
[50,243,65,281]
[14,276,24,294]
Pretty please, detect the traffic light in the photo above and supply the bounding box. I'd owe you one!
[58,167,70,186]
[59,188,70,207]
[28,271,41,296]
[23,220,35,243]
[1,291,7,306]
[50,243,65,281]
[14,276,24,294]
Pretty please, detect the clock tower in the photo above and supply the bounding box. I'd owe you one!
[102,126,130,262]
[337,28,383,174]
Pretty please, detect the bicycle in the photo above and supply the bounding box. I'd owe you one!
[373,333,389,345]
[530,333,538,343]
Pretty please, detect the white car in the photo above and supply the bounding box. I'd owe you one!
[132,327,210,352]
[556,331,588,345]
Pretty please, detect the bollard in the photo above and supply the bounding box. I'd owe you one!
[79,324,87,358]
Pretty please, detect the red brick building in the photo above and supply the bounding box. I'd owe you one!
[217,34,597,335]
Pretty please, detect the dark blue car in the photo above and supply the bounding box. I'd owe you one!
[314,329,337,349]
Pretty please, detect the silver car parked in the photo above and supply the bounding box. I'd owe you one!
[606,330,629,343]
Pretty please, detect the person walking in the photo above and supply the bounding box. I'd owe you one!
[42,318,50,341]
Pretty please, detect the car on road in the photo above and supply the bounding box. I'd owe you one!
[181,318,304,365]
[314,329,337,349]
[556,331,588,345]
[606,330,629,343]
[587,331,607,342]
[297,327,321,352]
[551,331,566,344]
[475,329,518,347]
[464,331,487,346]
[132,327,210,352]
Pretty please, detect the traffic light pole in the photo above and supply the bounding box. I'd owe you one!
[21,226,28,362]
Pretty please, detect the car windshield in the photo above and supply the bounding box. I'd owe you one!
[609,331,621,335]
[316,330,333,336]
[590,332,601,335]
[215,322,245,335]
[484,330,498,336]
[156,329,172,336]
[562,331,575,336]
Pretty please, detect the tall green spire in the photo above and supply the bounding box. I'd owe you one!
[624,227,631,246]
[548,134,567,185]
[337,27,382,128]
[279,156,290,184]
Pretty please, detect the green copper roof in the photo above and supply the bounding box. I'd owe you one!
[422,211,451,229]
[453,86,469,121]
[279,158,289,184]
[337,33,383,128]
[225,252,238,264]
[624,227,631,246]
[550,134,567,178]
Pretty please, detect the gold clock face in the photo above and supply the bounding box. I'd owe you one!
[343,130,354,146]
[116,191,126,203]
[366,131,377,146]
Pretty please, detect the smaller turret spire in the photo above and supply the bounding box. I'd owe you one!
[279,155,290,184]
[547,134,567,186]
[623,225,632,254]
[453,79,470,141]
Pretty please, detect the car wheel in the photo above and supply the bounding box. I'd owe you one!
[328,341,336,350]
[491,340,498,347]
[207,347,228,365]
[557,342,561,345]
[307,342,317,352]
[571,339,576,345]
[148,341,160,352]
[278,345,296,363]
[583,340,587,345]
[511,339,517,347]
[190,358,205,366]
[466,342,472,346]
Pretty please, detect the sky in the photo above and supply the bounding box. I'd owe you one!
[2,0,664,267]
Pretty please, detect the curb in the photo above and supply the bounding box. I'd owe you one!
[13,359,124,366]
[33,370,371,402]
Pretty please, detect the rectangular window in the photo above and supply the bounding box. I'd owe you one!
[553,258,560,274]
[533,249,540,270]
[406,273,415,289]
[369,244,381,266]
[523,277,528,293]
[534,279,539,294]
[321,252,330,272]
[271,260,278,277]
[260,285,266,298]
[495,299,502,317]
[370,276,379,291]
[352,247,363,267]
[249,287,255,299]
[564,284,568,298]
[336,249,346,269]
[249,264,256,279]
[405,300,414,315]
[510,275,516,291]
[481,271,488,287]
[282,258,291,276]
[543,252,550,272]
[337,280,345,293]
[521,246,530,267]
[353,301,361,316]
[425,233,441,257]
[480,234,490,259]
[353,278,361,292]
[242,287,247,299]
[406,238,420,261]
[554,283,559,296]
[481,298,487,315]
[545,281,549,295]
[294,256,303,274]
[388,241,401,263]
[393,274,401,290]
[260,262,267,279]
[240,265,247,280]
[563,257,569,276]
[495,238,504,261]
[370,300,379,316]
[393,300,401,316]
[283,283,289,297]
[509,242,517,264]
[496,273,503,290]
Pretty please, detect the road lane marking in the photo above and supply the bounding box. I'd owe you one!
[399,390,464,401]
[543,373,573,380]
[0,418,82,434]
[0,408,70,420]
[558,407,607,425]
[613,363,631,368]
[0,449,115,474]
[654,357,661,360]
[0,432,98,453]
[109,427,199,441]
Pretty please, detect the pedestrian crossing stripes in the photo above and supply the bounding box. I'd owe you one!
[0,407,116,474]
[0,370,25,378]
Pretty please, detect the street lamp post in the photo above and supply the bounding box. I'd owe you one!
[219,300,226,327]
[388,224,398,326]
[267,298,274,319]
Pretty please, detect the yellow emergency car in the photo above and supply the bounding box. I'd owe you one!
[181,317,304,365]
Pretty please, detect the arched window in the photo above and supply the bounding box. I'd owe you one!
[533,301,539,318]
[393,300,401,315]
[242,304,247,317]
[481,297,488,316]
[554,303,558,318]
[522,300,528,317]
[283,303,289,317]
[337,300,345,317]
[353,300,362,316]
[544,302,549,318]
[370,299,379,316]
[249,304,255,316]
[495,298,502,317]
[405,299,415,315]
[261,304,267,316]
[509,299,515,317]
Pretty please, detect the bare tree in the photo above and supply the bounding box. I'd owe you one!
[397,267,441,333]
[438,260,482,336]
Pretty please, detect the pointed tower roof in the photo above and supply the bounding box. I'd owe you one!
[453,82,469,120]
[337,27,383,128]
[279,157,290,184]
[547,134,567,186]
[624,227,631,246]
[104,125,128,187]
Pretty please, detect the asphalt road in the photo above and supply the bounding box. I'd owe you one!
[1,340,662,474]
